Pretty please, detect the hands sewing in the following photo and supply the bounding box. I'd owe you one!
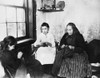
[61,44,75,50]
[41,42,52,47]
[32,42,52,55]
[36,42,52,47]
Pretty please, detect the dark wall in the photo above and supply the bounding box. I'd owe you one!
[86,39,100,63]
[27,0,36,41]
[32,0,37,41]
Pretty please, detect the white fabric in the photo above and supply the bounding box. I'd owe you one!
[34,33,56,65]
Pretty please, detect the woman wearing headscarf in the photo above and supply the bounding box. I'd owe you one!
[52,22,92,78]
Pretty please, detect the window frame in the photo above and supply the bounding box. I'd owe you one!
[0,0,30,41]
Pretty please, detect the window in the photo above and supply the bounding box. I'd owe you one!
[0,0,27,41]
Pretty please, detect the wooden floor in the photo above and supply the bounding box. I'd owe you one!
[15,64,100,78]
[14,64,64,78]
[2,63,100,78]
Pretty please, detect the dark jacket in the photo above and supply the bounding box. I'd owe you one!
[60,33,86,53]
[0,49,21,76]
[52,33,86,76]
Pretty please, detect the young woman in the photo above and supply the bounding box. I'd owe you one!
[32,22,56,65]
[0,36,23,78]
[53,22,91,78]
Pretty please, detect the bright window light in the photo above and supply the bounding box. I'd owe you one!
[17,8,25,22]
[7,7,16,22]
[0,6,6,23]
[0,0,24,6]
[0,24,7,41]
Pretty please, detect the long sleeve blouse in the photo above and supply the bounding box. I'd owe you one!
[60,33,86,52]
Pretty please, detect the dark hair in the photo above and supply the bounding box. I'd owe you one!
[41,22,50,29]
[67,22,80,35]
[0,36,17,50]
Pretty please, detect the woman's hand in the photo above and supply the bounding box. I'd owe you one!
[45,42,52,47]
[40,42,47,47]
[36,44,41,47]
[40,42,52,47]
[61,44,65,48]
[61,44,68,49]
[17,52,23,59]
[68,45,75,50]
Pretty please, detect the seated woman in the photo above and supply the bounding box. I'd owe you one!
[0,36,23,78]
[52,22,92,78]
[32,22,56,65]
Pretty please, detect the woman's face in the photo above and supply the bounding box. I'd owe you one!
[66,25,73,35]
[41,26,49,35]
[8,45,15,51]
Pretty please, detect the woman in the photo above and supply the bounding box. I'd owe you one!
[32,22,56,65]
[56,22,91,78]
[0,36,23,78]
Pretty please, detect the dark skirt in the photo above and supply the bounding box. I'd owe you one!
[58,52,92,78]
[52,49,64,76]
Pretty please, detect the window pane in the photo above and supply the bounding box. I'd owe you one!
[0,0,24,6]
[17,8,25,22]
[7,23,17,37]
[0,24,7,41]
[18,23,26,37]
[0,6,6,23]
[7,7,16,22]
